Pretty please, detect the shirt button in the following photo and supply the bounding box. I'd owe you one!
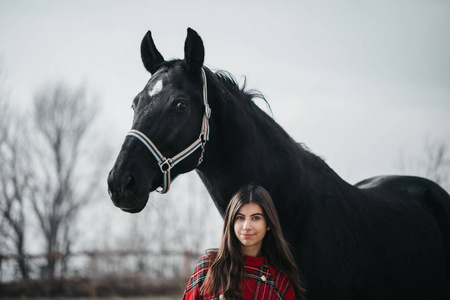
[219,294,225,300]
[261,275,267,282]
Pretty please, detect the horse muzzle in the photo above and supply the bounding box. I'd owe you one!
[107,166,155,213]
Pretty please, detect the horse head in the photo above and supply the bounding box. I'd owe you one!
[107,28,209,213]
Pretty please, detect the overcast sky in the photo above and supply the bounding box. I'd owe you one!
[1,0,449,187]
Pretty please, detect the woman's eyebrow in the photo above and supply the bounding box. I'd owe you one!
[236,212,263,217]
[251,213,263,217]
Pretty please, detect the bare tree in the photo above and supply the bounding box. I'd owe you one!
[0,118,33,280]
[422,139,450,192]
[0,75,10,252]
[0,68,31,280]
[30,83,97,279]
[399,138,450,193]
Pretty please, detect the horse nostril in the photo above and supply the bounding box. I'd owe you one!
[124,175,135,192]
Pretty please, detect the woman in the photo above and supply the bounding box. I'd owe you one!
[182,185,306,300]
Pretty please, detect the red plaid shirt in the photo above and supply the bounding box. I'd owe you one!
[182,254,296,300]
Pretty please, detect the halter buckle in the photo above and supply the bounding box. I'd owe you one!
[199,132,206,142]
[158,159,172,173]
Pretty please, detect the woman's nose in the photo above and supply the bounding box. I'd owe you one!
[243,219,251,229]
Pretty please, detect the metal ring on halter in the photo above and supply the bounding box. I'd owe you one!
[159,159,172,173]
[126,67,210,194]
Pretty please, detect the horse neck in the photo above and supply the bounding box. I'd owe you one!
[196,73,348,216]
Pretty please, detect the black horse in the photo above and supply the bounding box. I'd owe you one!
[107,28,450,299]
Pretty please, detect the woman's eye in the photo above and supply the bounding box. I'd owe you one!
[252,216,260,221]
[175,101,187,112]
[236,216,244,221]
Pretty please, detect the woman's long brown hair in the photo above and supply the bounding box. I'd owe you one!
[201,185,307,299]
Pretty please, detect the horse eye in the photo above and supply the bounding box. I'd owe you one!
[175,101,187,112]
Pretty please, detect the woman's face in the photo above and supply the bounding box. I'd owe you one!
[233,203,268,257]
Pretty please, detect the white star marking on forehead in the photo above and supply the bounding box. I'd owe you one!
[148,80,164,97]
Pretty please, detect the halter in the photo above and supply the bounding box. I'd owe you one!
[126,68,211,194]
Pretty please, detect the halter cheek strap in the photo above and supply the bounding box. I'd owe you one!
[126,68,210,194]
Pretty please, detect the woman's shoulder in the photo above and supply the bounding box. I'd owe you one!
[194,255,212,269]
[194,250,218,270]
[183,254,215,298]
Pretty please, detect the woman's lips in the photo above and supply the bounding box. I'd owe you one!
[241,233,255,238]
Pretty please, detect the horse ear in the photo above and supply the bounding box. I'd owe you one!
[184,28,204,72]
[141,31,165,74]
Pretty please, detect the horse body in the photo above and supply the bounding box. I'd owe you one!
[195,70,449,299]
[107,29,450,299]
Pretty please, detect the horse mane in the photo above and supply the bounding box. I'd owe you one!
[205,67,331,172]
[210,69,273,115]
[205,68,276,133]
